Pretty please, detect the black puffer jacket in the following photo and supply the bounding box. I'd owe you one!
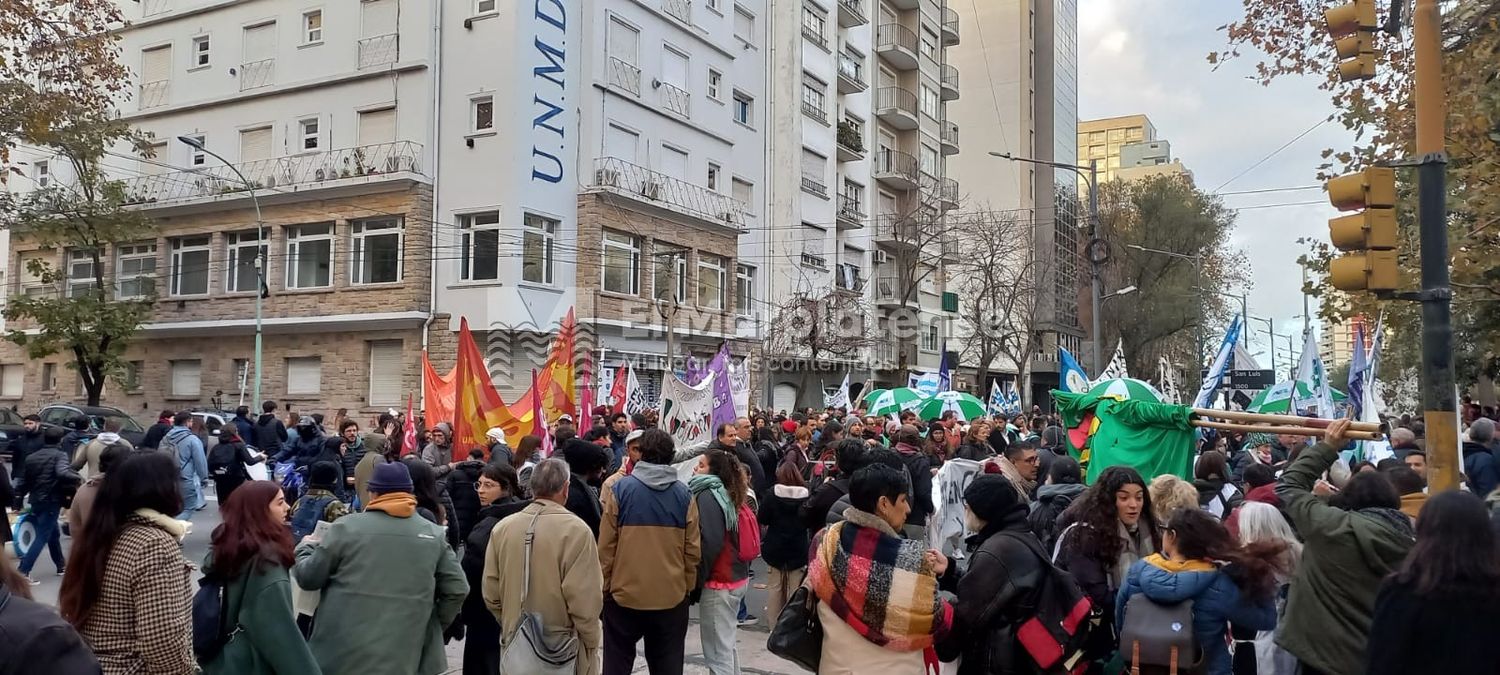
[445,460,486,542]
[758,485,811,570]
[15,446,81,506]
[1028,482,1087,552]
[457,497,531,641]
[936,512,1048,674]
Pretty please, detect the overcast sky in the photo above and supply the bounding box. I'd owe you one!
[1077,0,1353,377]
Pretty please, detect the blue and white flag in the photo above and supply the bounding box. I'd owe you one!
[1004,383,1023,416]
[1059,348,1090,393]
[824,373,851,409]
[910,371,942,396]
[1293,328,1333,417]
[1347,324,1368,420]
[1194,316,1243,409]
[1367,313,1385,379]
[987,380,1005,415]
[1094,340,1130,384]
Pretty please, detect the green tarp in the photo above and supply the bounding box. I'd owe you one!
[1052,390,1196,484]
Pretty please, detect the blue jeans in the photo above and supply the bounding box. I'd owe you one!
[179,479,203,520]
[19,502,65,576]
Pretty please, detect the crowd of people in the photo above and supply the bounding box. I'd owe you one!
[5,398,1500,675]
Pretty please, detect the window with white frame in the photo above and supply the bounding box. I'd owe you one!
[601,230,640,295]
[920,28,938,60]
[920,84,939,118]
[735,264,755,317]
[471,96,494,132]
[303,10,323,44]
[707,0,720,11]
[191,36,211,68]
[921,143,940,175]
[732,91,753,125]
[169,235,211,297]
[734,5,755,43]
[459,211,501,281]
[367,340,403,406]
[732,178,754,215]
[697,254,726,309]
[0,364,24,398]
[286,356,322,395]
[653,251,687,303]
[922,322,940,351]
[33,160,49,188]
[226,230,266,293]
[707,69,722,100]
[298,117,320,151]
[802,5,827,46]
[171,359,201,397]
[285,224,333,289]
[801,75,826,118]
[351,217,403,284]
[708,163,722,191]
[115,243,157,299]
[475,0,497,14]
[521,213,556,285]
[186,134,206,166]
[66,249,96,298]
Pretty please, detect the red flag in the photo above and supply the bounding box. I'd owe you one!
[579,354,595,425]
[609,364,629,414]
[532,368,553,458]
[400,393,417,456]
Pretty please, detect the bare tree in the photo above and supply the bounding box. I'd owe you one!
[763,289,879,362]
[950,211,1048,406]
[870,178,959,372]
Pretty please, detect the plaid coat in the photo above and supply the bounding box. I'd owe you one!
[79,510,195,675]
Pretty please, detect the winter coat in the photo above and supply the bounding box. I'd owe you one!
[208,440,259,503]
[165,426,208,487]
[708,439,768,499]
[1462,441,1500,496]
[1274,441,1416,675]
[445,460,486,543]
[8,428,46,478]
[1028,482,1087,552]
[482,499,604,675]
[252,414,287,454]
[564,473,602,538]
[457,496,530,674]
[78,510,194,675]
[0,585,100,675]
[292,503,468,675]
[353,451,385,509]
[72,435,133,476]
[800,478,851,533]
[895,442,934,527]
[599,462,701,610]
[694,484,749,591]
[142,422,171,450]
[15,446,81,506]
[1054,519,1157,664]
[231,415,255,447]
[1366,579,1500,675]
[339,437,366,488]
[58,431,93,460]
[1194,478,1245,520]
[0,463,11,540]
[935,513,1048,675]
[421,422,455,478]
[754,440,781,491]
[1117,554,1277,675]
[758,484,810,570]
[279,432,324,468]
[955,442,992,462]
[199,559,321,675]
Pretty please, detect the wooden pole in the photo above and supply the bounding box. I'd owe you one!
[1190,408,1384,434]
[1191,419,1384,441]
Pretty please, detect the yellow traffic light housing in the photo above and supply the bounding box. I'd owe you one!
[1326,167,1399,292]
[1324,0,1378,82]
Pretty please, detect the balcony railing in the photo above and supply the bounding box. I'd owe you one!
[801,101,827,125]
[873,274,905,303]
[941,64,960,98]
[590,157,749,229]
[117,141,424,207]
[801,176,828,198]
[239,59,275,91]
[941,7,960,44]
[836,264,865,292]
[607,57,641,97]
[941,121,960,147]
[663,0,692,25]
[803,25,828,49]
[876,87,918,116]
[358,33,400,69]
[873,148,919,183]
[139,80,169,109]
[837,53,867,89]
[838,193,866,222]
[838,0,868,26]
[941,177,960,204]
[661,81,690,118]
[837,121,864,155]
[876,23,919,68]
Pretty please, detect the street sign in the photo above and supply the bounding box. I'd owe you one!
[1200,369,1276,390]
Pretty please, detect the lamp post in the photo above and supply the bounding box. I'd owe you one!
[178,136,265,411]
[989,151,1101,372]
[1248,316,1276,375]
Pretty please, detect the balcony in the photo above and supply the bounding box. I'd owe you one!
[941,121,959,155]
[941,235,962,262]
[873,148,920,189]
[837,193,866,229]
[872,214,929,251]
[837,53,867,93]
[941,64,960,101]
[607,57,642,97]
[803,25,829,50]
[663,0,692,25]
[802,101,828,125]
[875,87,919,130]
[837,0,868,27]
[875,24,919,70]
[117,141,425,211]
[588,157,749,231]
[836,121,865,161]
[239,59,275,91]
[940,177,960,211]
[886,0,918,11]
[835,263,866,293]
[138,80,169,109]
[801,175,829,198]
[358,33,399,69]
[873,274,914,308]
[660,81,690,118]
[942,7,960,45]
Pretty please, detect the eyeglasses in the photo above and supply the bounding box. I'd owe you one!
[475,481,500,491]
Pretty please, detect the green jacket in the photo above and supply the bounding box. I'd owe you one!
[292,507,468,675]
[201,559,320,675]
[1274,442,1415,675]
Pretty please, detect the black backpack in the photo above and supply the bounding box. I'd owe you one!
[998,531,1098,675]
[191,572,245,661]
[207,443,240,479]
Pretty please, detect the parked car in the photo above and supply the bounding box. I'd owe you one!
[188,409,235,452]
[37,404,148,447]
[0,407,28,462]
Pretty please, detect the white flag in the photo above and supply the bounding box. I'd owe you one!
[1194,316,1243,409]
[824,373,851,409]
[1292,328,1332,417]
[1158,356,1181,404]
[623,364,649,415]
[1094,340,1130,383]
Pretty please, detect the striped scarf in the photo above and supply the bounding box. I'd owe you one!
[807,507,953,652]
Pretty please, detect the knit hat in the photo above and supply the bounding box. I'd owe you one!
[963,474,1027,524]
[309,461,340,490]
[782,420,798,434]
[368,462,413,493]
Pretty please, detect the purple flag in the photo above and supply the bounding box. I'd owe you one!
[707,343,737,429]
[683,355,707,386]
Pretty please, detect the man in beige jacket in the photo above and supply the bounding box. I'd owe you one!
[483,457,603,674]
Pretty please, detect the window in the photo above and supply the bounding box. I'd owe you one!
[697,254,726,309]
[299,117,320,151]
[41,363,57,392]
[601,230,640,295]
[654,252,687,303]
[33,160,50,188]
[521,213,556,285]
[661,145,689,181]
[65,249,97,297]
[186,134,206,166]
[922,322,940,351]
[0,365,23,397]
[171,359,202,397]
[285,224,333,289]
[921,143,939,175]
[169,235,211,297]
[732,91,753,125]
[801,150,826,196]
[351,218,403,284]
[286,356,322,395]
[116,243,158,299]
[476,0,498,13]
[707,163,721,191]
[459,212,501,281]
[802,5,827,46]
[735,264,755,317]
[358,107,397,145]
[471,96,494,132]
[707,0,720,11]
[123,361,143,391]
[732,178,754,215]
[303,10,323,44]
[707,69,722,99]
[920,28,938,60]
[239,127,272,162]
[191,36,211,68]
[920,84,939,118]
[734,6,755,43]
[368,341,403,406]
[802,75,825,119]
[226,230,266,293]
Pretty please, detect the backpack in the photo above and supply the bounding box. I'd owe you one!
[191,573,244,661]
[207,443,240,479]
[1204,483,1238,520]
[1119,594,1199,674]
[735,503,761,562]
[291,493,337,543]
[999,531,1097,675]
[158,431,180,462]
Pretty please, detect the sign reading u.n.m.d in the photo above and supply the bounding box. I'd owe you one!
[529,0,570,185]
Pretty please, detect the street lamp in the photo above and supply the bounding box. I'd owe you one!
[1102,285,1137,300]
[179,135,266,411]
[989,151,1103,372]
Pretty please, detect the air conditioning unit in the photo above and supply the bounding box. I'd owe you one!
[873,250,890,264]
[595,168,620,187]
[719,211,737,223]
[640,181,663,200]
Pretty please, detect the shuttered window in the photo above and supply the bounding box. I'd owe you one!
[171,360,201,397]
[358,108,397,145]
[367,340,403,406]
[0,365,23,397]
[361,0,398,38]
[287,356,322,395]
[141,46,172,83]
[239,127,273,162]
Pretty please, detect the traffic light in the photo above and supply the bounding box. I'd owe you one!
[1324,0,1377,81]
[1326,167,1398,291]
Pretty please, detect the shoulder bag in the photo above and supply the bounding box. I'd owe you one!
[500,510,581,675]
[766,584,822,672]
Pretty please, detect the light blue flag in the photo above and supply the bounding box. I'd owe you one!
[1194,316,1243,409]
[1059,348,1090,393]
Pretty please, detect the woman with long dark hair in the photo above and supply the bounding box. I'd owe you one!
[458,461,530,675]
[1194,450,1245,521]
[1117,507,1284,675]
[1054,465,1161,670]
[1366,491,1500,674]
[401,456,460,550]
[511,434,543,495]
[690,450,752,675]
[59,452,194,675]
[200,481,320,674]
[759,460,810,625]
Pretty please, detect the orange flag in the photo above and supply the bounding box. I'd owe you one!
[451,317,528,459]
[422,352,457,428]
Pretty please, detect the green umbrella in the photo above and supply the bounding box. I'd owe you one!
[1087,378,1166,403]
[1246,380,1349,414]
[867,387,929,416]
[916,391,988,421]
[860,388,890,408]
